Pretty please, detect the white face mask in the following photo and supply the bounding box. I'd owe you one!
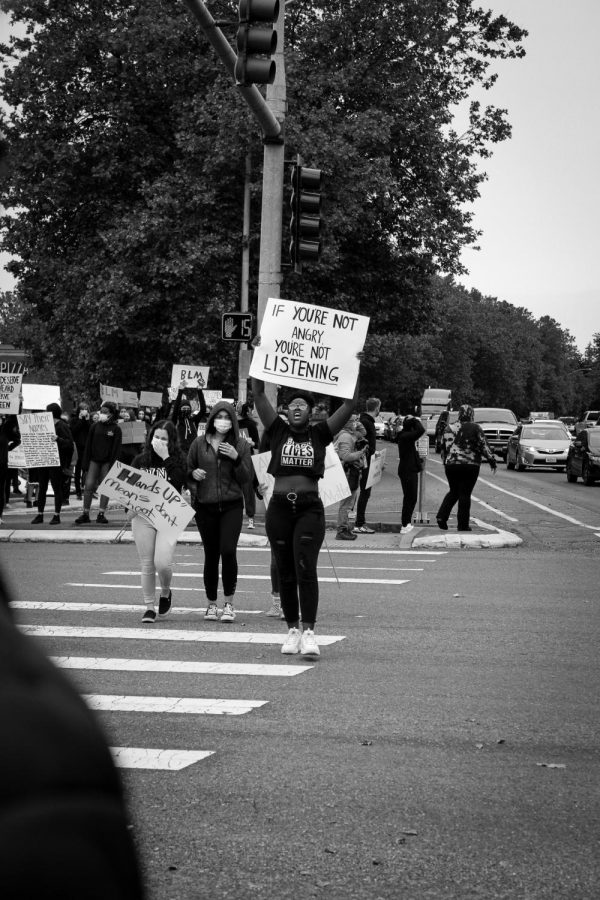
[214,418,231,434]
[98,413,109,423]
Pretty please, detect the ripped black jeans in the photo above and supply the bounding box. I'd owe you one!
[265,492,325,628]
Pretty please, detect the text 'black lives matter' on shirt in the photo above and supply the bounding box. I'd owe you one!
[266,417,332,480]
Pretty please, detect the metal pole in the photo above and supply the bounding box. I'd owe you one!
[237,152,252,402]
[256,2,286,409]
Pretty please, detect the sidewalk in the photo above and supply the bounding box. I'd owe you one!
[0,492,521,549]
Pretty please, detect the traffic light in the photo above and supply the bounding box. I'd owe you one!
[221,312,253,342]
[289,156,323,272]
[235,0,279,86]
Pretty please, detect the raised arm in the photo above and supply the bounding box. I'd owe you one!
[250,377,278,430]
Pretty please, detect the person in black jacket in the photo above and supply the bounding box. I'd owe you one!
[30,403,74,526]
[131,420,187,624]
[353,397,380,534]
[169,383,207,454]
[0,413,20,525]
[0,565,144,900]
[69,401,92,500]
[75,401,122,525]
[237,401,260,528]
[396,415,426,534]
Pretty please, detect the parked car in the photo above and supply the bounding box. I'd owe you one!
[566,427,600,485]
[473,408,519,460]
[558,416,577,435]
[574,410,600,435]
[374,411,395,439]
[506,422,571,471]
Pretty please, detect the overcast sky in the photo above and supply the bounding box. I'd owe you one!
[1,2,598,352]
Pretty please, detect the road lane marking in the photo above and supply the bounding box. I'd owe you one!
[52,656,312,676]
[21,625,345,645]
[84,694,267,715]
[110,747,214,770]
[427,471,518,521]
[476,476,600,529]
[103,572,411,586]
[12,601,263,614]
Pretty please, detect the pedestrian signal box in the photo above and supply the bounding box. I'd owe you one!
[221,312,253,342]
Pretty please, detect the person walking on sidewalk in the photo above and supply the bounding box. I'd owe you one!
[130,420,187,624]
[436,404,497,531]
[187,401,252,624]
[396,414,426,534]
[251,373,358,659]
[353,397,380,534]
[335,417,368,541]
[30,403,74,526]
[75,402,122,525]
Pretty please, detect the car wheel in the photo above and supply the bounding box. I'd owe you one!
[566,463,578,483]
[582,462,595,486]
[516,453,527,472]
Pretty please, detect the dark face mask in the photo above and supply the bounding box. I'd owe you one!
[181,407,191,418]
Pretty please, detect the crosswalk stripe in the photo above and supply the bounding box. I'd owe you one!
[84,694,267,715]
[110,747,214,770]
[21,625,346,646]
[65,583,251,593]
[52,656,312,676]
[103,572,410,586]
[13,601,263,614]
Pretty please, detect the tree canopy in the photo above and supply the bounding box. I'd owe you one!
[1,0,594,415]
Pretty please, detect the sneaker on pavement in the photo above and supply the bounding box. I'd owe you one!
[348,510,356,519]
[158,591,172,617]
[266,596,282,617]
[247,517,255,529]
[31,514,44,524]
[281,627,302,655]
[300,628,320,657]
[336,528,357,541]
[353,525,375,534]
[49,514,61,525]
[142,608,156,624]
[75,512,90,524]
[221,601,236,623]
[400,523,414,534]
[96,512,108,524]
[204,602,219,621]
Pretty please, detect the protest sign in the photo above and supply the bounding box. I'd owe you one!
[251,445,349,510]
[139,390,163,408]
[171,364,209,390]
[21,383,61,411]
[0,372,23,413]
[98,461,195,537]
[203,390,222,408]
[8,443,27,469]
[120,421,147,445]
[122,390,139,408]
[249,298,369,399]
[18,412,60,468]
[365,448,386,489]
[100,384,122,404]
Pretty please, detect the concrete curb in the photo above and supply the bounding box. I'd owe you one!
[412,518,522,550]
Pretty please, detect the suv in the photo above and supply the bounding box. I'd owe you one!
[574,410,600,435]
[566,427,600,485]
[473,407,519,461]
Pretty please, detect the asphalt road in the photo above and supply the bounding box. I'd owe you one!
[2,495,599,900]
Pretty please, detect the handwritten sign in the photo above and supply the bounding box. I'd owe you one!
[171,364,209,390]
[251,444,350,509]
[203,389,222,407]
[21,383,60,412]
[0,372,23,413]
[8,444,26,469]
[250,298,369,399]
[98,461,195,537]
[18,412,60,468]
[122,390,139,408]
[365,448,386,489]
[139,390,163,408]
[100,384,123,404]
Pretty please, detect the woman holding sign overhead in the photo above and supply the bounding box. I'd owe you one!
[131,420,187,624]
[250,371,359,659]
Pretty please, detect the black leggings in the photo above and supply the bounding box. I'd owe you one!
[399,471,419,527]
[35,466,63,514]
[194,500,243,602]
[437,465,480,530]
[265,492,325,628]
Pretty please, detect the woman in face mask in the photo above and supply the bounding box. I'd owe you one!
[75,402,122,525]
[130,420,187,624]
[187,402,252,623]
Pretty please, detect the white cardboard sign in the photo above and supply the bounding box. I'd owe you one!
[98,461,195,537]
[171,364,209,390]
[365,448,387,489]
[21,383,61,411]
[0,372,23,413]
[17,412,60,468]
[250,298,369,399]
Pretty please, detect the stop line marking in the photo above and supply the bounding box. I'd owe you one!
[52,656,312,676]
[84,694,267,716]
[103,572,411,586]
[21,625,345,645]
[13,600,262,614]
[110,747,214,770]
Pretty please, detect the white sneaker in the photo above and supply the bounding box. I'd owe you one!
[300,628,320,657]
[348,510,356,520]
[221,601,236,623]
[281,627,301,654]
[265,596,282,617]
[204,602,219,621]
[247,517,254,529]
[400,523,414,534]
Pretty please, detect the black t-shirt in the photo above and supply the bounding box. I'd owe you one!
[266,417,332,479]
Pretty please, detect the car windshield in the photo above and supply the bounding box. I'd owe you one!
[474,409,518,425]
[587,431,600,450]
[522,426,569,441]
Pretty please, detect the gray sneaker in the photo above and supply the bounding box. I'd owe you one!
[204,602,219,621]
[266,596,282,617]
[221,601,236,623]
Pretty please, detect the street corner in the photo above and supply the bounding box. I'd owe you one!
[411,517,522,550]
